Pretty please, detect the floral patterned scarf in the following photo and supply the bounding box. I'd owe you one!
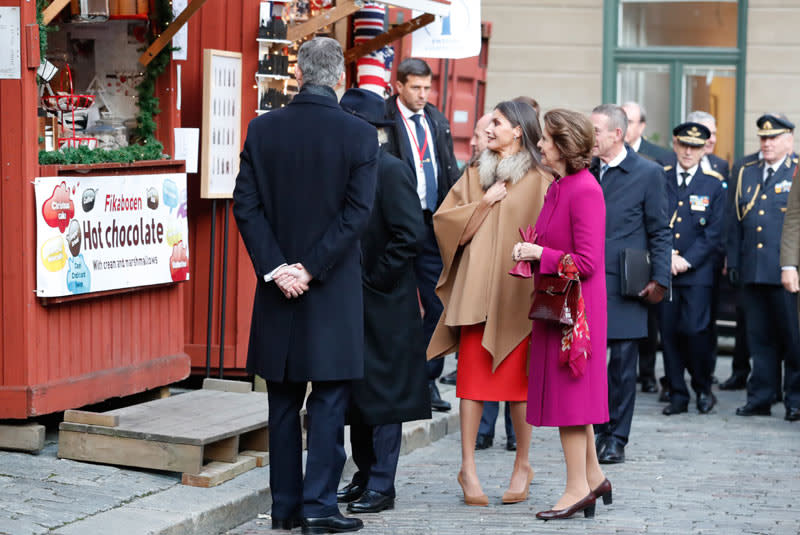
[558,254,591,378]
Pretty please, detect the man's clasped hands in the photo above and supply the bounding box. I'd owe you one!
[273,263,313,299]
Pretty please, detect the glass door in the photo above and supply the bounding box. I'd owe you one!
[617,63,672,149]
[682,65,737,164]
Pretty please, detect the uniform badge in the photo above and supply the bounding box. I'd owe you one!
[775,180,792,194]
[699,217,707,226]
[690,195,709,211]
[747,185,752,194]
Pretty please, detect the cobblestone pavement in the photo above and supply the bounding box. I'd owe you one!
[229,356,800,535]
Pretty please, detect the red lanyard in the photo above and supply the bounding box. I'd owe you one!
[397,101,429,167]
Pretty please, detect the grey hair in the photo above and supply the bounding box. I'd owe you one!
[622,101,646,123]
[297,37,344,88]
[687,110,716,126]
[593,104,628,138]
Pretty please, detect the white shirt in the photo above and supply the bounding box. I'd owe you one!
[630,137,642,153]
[676,164,698,188]
[762,155,786,182]
[396,98,439,210]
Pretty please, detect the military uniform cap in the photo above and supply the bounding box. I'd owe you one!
[673,122,710,147]
[756,114,794,137]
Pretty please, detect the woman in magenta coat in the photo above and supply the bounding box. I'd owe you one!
[512,109,610,521]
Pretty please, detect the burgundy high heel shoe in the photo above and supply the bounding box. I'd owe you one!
[591,478,612,505]
[535,492,597,521]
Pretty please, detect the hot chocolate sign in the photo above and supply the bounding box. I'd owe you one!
[35,173,190,297]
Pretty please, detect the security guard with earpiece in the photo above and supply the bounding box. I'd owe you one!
[727,114,800,421]
[660,122,726,416]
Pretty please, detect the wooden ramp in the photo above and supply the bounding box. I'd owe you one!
[58,379,269,487]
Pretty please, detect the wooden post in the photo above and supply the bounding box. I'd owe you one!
[138,0,208,66]
[344,13,435,64]
[287,0,364,43]
[42,0,71,25]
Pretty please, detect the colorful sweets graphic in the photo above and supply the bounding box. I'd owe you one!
[147,187,159,210]
[66,255,91,294]
[42,182,75,233]
[169,241,189,281]
[66,219,81,257]
[163,179,178,213]
[82,188,97,212]
[41,236,67,272]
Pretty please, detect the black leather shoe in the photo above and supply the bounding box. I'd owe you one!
[302,513,363,534]
[506,438,517,451]
[475,434,493,450]
[696,393,716,414]
[658,376,671,402]
[641,377,658,393]
[598,441,624,464]
[346,490,395,514]
[735,403,771,417]
[439,369,457,385]
[594,435,607,457]
[272,518,302,530]
[785,407,800,422]
[337,482,365,503]
[429,382,451,412]
[720,374,747,391]
[662,403,688,415]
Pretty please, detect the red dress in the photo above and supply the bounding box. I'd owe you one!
[456,323,530,402]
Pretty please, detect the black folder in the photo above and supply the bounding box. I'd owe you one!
[620,248,651,298]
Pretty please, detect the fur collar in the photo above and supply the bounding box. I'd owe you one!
[478,149,533,190]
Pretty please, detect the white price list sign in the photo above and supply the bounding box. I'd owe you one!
[0,7,21,80]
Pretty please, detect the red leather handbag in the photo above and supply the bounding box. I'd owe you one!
[528,275,579,326]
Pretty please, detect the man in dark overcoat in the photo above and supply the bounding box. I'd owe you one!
[232,38,377,534]
[660,122,725,416]
[334,88,431,514]
[589,104,672,464]
[621,101,672,396]
[728,114,800,422]
[384,58,461,413]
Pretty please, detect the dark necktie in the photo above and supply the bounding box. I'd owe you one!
[599,163,609,181]
[766,167,775,183]
[410,114,438,210]
[679,171,690,189]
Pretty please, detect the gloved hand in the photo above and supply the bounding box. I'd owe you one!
[728,268,740,287]
[639,281,667,304]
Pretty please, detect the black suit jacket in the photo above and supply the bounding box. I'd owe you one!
[233,85,378,382]
[637,137,672,165]
[706,153,730,182]
[351,150,431,426]
[590,148,672,339]
[385,95,461,210]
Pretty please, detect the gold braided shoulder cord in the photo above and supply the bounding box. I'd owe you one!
[736,163,761,221]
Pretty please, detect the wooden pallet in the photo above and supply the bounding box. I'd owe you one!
[57,379,269,487]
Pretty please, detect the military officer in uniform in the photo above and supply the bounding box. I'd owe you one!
[723,119,800,391]
[727,114,800,420]
[660,122,725,415]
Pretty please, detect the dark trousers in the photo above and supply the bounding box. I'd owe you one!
[595,339,639,447]
[741,285,800,409]
[638,305,659,380]
[732,304,751,377]
[659,286,714,406]
[350,423,402,497]
[478,401,515,441]
[267,380,350,518]
[414,220,445,381]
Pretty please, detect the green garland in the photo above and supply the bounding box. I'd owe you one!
[38,1,177,165]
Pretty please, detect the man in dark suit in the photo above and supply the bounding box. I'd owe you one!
[336,88,432,514]
[621,101,672,395]
[622,101,673,164]
[660,122,725,415]
[728,114,800,421]
[590,104,672,464]
[232,38,377,534]
[385,58,461,413]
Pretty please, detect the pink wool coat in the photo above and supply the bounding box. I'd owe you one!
[526,168,610,427]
